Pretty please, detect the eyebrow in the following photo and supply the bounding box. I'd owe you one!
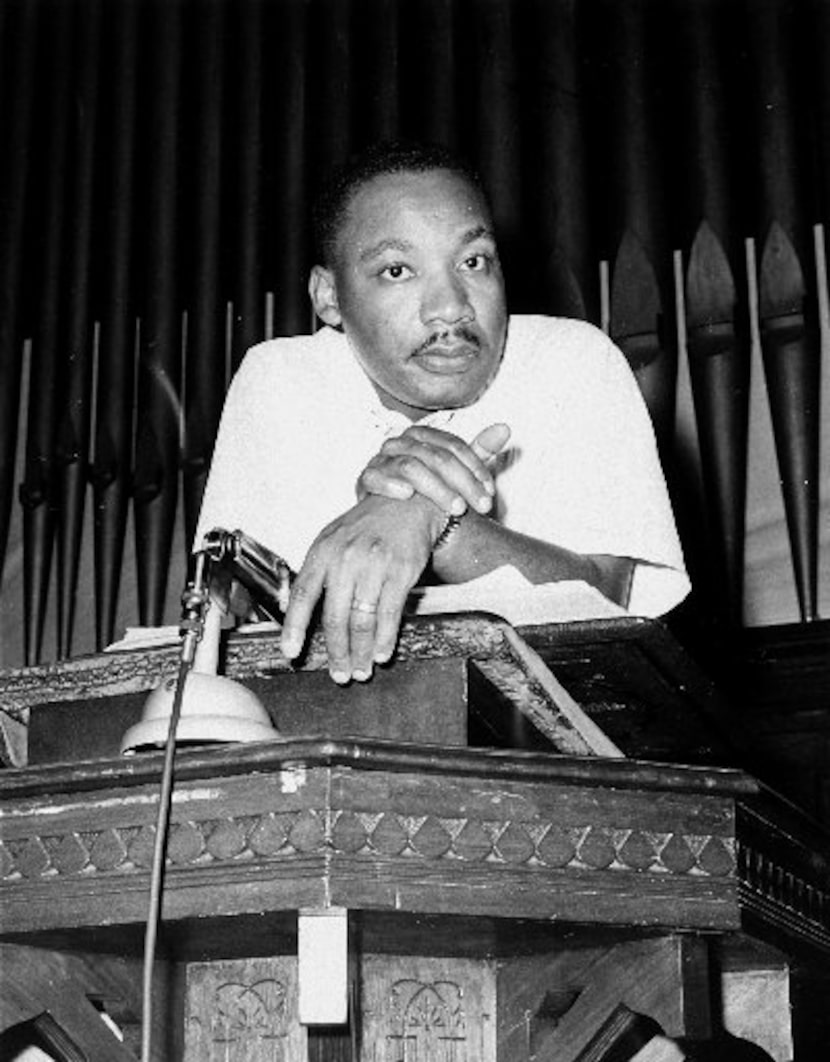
[461,225,495,246]
[358,225,496,264]
[359,238,412,263]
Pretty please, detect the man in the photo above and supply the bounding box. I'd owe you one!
[195,142,689,683]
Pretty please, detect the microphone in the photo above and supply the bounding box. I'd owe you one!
[200,527,293,621]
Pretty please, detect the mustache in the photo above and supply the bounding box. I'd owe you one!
[412,326,481,358]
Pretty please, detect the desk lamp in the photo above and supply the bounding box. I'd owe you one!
[120,530,285,754]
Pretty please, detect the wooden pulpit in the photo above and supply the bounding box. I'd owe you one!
[1,615,828,1061]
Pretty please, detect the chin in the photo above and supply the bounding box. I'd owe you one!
[387,370,494,418]
[444,375,494,408]
[419,396,479,418]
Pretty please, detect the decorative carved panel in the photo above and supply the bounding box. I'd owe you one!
[185,958,305,1062]
[361,956,496,1062]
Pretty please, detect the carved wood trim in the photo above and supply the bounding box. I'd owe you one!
[1,744,744,936]
[736,803,830,954]
[1,806,738,882]
[2,741,826,956]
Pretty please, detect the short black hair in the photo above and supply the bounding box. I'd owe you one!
[311,140,490,267]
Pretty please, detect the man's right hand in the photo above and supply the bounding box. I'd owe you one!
[356,422,510,517]
[279,492,444,684]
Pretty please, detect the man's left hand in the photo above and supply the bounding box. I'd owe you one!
[356,422,510,516]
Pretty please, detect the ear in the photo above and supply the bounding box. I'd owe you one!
[308,265,342,328]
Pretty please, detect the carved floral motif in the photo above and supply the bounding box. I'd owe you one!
[186,961,299,1062]
[211,979,286,1046]
[386,979,467,1062]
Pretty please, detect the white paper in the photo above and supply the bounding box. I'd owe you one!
[409,565,627,626]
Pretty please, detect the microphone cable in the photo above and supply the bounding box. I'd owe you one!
[140,552,210,1062]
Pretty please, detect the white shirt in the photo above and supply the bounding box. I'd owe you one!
[195,315,689,617]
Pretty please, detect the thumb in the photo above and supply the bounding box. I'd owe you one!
[471,422,511,462]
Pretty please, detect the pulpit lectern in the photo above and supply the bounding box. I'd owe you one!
[1,615,828,1061]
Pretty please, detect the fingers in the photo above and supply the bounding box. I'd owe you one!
[356,457,416,503]
[355,423,512,515]
[371,579,407,666]
[361,455,469,515]
[372,426,502,514]
[355,459,415,502]
[279,564,324,662]
[387,426,491,484]
[324,573,408,683]
[321,560,385,683]
[279,500,428,683]
[471,422,511,462]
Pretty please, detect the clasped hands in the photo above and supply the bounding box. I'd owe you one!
[279,422,510,682]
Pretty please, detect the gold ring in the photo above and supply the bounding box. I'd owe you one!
[351,600,377,614]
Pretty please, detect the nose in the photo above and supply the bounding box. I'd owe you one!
[420,268,473,327]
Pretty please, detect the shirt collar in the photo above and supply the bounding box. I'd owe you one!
[369,403,457,438]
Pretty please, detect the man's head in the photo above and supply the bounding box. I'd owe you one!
[309,142,508,421]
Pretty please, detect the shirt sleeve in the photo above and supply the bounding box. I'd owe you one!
[193,332,371,573]
[574,332,690,617]
[496,318,690,618]
[193,345,294,563]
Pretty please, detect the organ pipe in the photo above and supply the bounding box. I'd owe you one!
[133,0,183,627]
[0,0,37,583]
[230,0,265,370]
[182,0,228,546]
[90,0,139,649]
[675,0,750,629]
[20,1,74,663]
[591,0,676,447]
[54,0,102,657]
[268,0,310,337]
[522,0,597,321]
[469,0,522,272]
[749,0,821,622]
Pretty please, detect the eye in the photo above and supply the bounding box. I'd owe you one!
[379,263,414,281]
[459,252,490,273]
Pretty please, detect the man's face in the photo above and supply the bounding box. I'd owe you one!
[310,168,508,420]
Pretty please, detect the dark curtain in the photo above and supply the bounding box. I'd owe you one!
[0,0,827,665]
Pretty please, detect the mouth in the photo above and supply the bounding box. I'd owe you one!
[415,346,478,373]
[411,330,481,374]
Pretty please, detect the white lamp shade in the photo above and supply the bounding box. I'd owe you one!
[120,595,280,754]
[120,670,280,754]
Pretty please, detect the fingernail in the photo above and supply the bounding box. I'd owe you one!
[352,669,371,682]
[450,497,465,516]
[281,637,299,658]
[476,494,492,513]
[331,670,350,685]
